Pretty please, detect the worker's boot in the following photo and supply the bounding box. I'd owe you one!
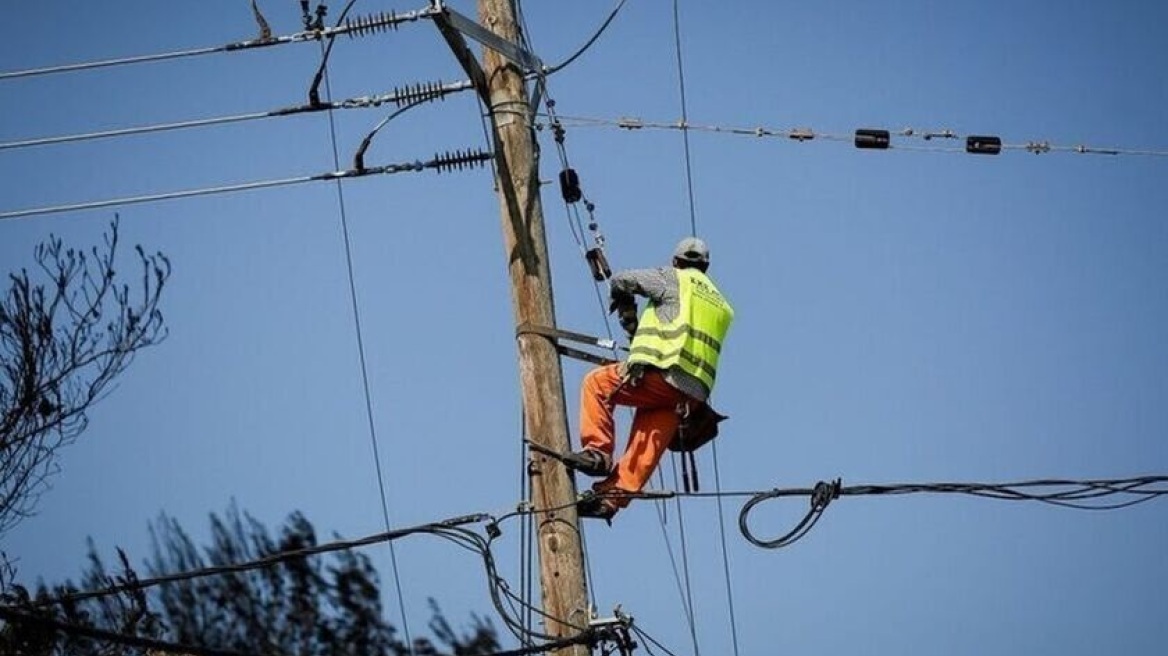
[561,448,612,477]
[576,494,618,524]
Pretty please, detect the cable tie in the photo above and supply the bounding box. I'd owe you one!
[1026,140,1051,154]
[617,117,644,130]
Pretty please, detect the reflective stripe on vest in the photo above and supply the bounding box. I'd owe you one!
[627,268,734,392]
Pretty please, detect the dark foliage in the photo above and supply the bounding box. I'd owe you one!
[1,505,500,656]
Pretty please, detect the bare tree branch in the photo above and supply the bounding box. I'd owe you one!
[0,216,170,539]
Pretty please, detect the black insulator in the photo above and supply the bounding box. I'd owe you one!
[345,10,401,38]
[586,248,612,281]
[855,129,890,150]
[428,148,493,173]
[393,80,448,107]
[559,168,582,203]
[966,135,1002,155]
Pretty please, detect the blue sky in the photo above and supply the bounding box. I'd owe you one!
[2,1,1167,654]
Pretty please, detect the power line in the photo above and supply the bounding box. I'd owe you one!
[316,40,416,655]
[542,0,630,76]
[671,0,698,239]
[548,115,1168,159]
[0,149,492,221]
[23,514,488,608]
[0,80,475,152]
[709,441,742,656]
[0,5,441,82]
[735,475,1168,550]
[553,474,1168,552]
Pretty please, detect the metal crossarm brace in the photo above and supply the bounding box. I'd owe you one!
[436,2,540,71]
[430,1,544,112]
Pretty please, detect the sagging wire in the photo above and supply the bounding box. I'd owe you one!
[353,80,475,171]
[2,511,604,656]
[740,475,1168,550]
[459,513,593,644]
[6,504,589,650]
[533,474,1168,552]
[19,514,490,608]
[542,0,630,76]
[515,0,617,309]
[0,149,494,221]
[0,81,474,153]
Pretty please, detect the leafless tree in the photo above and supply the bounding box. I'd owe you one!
[0,217,169,539]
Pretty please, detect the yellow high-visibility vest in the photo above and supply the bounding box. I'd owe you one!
[628,268,734,392]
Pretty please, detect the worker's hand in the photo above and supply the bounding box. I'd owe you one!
[618,306,639,339]
[608,290,635,315]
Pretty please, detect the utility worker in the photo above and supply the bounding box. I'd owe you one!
[565,237,735,521]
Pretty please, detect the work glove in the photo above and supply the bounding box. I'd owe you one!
[608,290,635,315]
[609,290,638,339]
[617,306,639,340]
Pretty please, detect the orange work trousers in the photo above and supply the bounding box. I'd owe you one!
[579,363,688,508]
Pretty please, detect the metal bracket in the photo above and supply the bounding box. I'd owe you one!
[441,4,540,72]
[430,0,545,115]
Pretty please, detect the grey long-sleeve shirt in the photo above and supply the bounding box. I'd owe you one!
[611,266,710,402]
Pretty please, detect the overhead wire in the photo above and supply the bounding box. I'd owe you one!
[0,150,493,221]
[578,475,1168,551]
[545,115,1168,159]
[307,0,359,107]
[20,514,490,608]
[0,81,475,152]
[628,622,681,656]
[542,0,630,76]
[313,26,416,655]
[17,474,1162,608]
[0,5,441,82]
[8,474,1162,652]
[671,0,699,238]
[709,441,742,656]
[666,458,700,656]
[664,4,725,654]
[1,521,600,656]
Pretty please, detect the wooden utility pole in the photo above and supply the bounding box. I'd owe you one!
[476,0,591,652]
